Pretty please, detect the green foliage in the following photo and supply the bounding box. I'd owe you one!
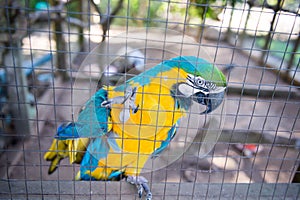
[256,37,300,67]
[226,0,244,7]
[21,0,80,18]
[189,0,219,21]
[113,0,167,26]
[24,0,48,10]
[255,0,298,12]
[188,0,244,22]
[114,0,231,26]
[282,0,300,12]
[64,1,81,18]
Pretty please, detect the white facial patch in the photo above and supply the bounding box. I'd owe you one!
[178,84,201,97]
[180,74,224,97]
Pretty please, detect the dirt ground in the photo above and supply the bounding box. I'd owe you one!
[1,28,299,187]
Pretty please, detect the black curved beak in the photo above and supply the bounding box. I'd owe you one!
[193,88,225,114]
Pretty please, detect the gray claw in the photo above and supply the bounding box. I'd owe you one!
[137,184,144,198]
[102,86,139,122]
[131,87,137,97]
[142,182,152,200]
[101,100,112,107]
[127,176,152,200]
[132,104,139,114]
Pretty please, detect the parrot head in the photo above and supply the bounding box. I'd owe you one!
[169,56,226,114]
[118,56,226,114]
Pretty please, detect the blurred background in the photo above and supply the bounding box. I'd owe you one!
[0,0,299,199]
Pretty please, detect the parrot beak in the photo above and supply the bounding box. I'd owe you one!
[193,86,225,114]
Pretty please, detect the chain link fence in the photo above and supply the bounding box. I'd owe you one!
[0,0,299,199]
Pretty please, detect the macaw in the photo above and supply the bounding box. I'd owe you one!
[44,56,226,200]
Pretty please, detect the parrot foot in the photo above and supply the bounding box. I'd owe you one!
[126,175,152,200]
[101,86,139,122]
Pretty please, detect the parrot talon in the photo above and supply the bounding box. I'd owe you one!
[121,92,131,104]
[127,87,139,114]
[126,175,152,200]
[137,184,144,198]
[101,86,138,108]
[142,182,152,200]
[131,87,137,97]
[101,100,112,107]
[132,104,139,113]
[103,86,139,122]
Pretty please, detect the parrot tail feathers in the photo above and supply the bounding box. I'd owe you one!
[44,138,89,174]
[151,121,179,158]
[75,171,81,180]
[68,138,90,164]
[46,155,63,174]
[44,139,69,174]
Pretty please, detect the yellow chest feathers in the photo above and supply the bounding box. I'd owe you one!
[108,68,188,140]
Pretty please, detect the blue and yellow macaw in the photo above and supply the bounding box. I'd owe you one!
[44,56,226,199]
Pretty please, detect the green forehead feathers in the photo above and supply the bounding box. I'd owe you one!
[165,56,227,87]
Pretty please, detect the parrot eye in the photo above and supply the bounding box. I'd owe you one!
[195,77,205,87]
[186,74,215,90]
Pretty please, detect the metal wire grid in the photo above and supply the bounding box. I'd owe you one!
[0,0,299,199]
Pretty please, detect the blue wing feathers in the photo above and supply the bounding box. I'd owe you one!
[79,137,110,180]
[55,89,110,140]
[54,88,123,180]
[151,120,180,158]
[76,88,110,138]
[55,122,79,140]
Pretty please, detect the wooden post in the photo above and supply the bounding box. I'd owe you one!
[4,41,31,138]
[260,0,283,65]
[1,0,31,139]
[78,1,87,51]
[224,1,236,43]
[240,2,253,45]
[50,0,69,81]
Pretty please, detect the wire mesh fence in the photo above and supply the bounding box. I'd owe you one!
[0,0,299,199]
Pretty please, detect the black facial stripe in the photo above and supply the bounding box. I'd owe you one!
[187,75,194,85]
[205,81,216,90]
[197,86,210,93]
[187,75,208,92]
[189,84,209,93]
[187,74,217,92]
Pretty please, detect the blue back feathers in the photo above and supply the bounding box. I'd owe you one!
[56,89,110,140]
